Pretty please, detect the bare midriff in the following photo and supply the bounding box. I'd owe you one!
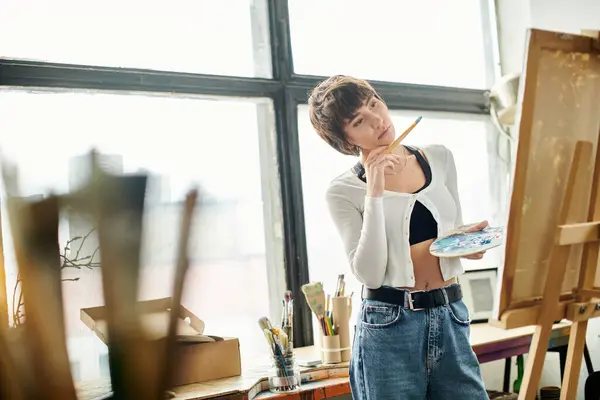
[385,147,456,291]
[398,238,457,291]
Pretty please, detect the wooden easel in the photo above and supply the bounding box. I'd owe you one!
[489,27,600,399]
[518,139,600,399]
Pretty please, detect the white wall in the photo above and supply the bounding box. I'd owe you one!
[530,0,600,34]
[492,1,600,398]
[497,0,600,75]
[496,0,532,75]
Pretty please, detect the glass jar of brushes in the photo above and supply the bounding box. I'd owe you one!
[259,291,300,393]
[268,351,301,393]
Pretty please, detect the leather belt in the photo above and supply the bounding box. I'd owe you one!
[363,284,462,310]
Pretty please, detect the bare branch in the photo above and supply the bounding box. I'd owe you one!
[13,227,101,326]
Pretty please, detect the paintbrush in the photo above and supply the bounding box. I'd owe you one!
[333,275,341,297]
[301,282,326,318]
[282,291,293,352]
[161,188,199,394]
[361,116,422,178]
[278,331,289,351]
[288,297,294,349]
[263,329,276,355]
[386,116,422,154]
[301,282,330,336]
[258,316,274,332]
[3,195,77,399]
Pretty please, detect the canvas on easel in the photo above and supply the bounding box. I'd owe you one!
[491,29,600,399]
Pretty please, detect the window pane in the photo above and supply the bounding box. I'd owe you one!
[297,105,505,339]
[0,0,272,77]
[289,0,489,89]
[0,89,283,382]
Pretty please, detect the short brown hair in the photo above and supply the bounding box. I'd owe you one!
[308,75,382,156]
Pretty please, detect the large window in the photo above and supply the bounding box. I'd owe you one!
[289,0,491,89]
[0,0,272,77]
[0,89,283,382]
[0,0,497,380]
[298,105,506,338]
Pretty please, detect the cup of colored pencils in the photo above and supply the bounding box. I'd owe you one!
[320,299,341,364]
[301,278,348,364]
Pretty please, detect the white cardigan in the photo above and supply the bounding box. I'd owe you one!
[325,144,464,289]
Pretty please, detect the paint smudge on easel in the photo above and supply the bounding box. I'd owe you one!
[522,196,532,215]
[553,153,564,170]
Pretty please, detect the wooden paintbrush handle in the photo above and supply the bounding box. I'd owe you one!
[385,116,422,154]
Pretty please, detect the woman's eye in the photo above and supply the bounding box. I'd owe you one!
[370,101,377,108]
[353,118,363,127]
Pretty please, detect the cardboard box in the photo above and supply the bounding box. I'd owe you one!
[80,297,242,386]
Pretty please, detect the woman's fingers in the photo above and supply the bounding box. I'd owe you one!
[364,146,389,165]
[464,220,489,233]
[391,154,404,163]
[462,250,486,260]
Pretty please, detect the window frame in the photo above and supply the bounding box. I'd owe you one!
[0,0,496,347]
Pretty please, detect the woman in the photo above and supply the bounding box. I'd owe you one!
[308,75,489,399]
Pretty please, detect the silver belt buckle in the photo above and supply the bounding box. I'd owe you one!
[407,291,424,311]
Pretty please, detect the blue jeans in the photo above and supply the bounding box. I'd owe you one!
[349,291,488,399]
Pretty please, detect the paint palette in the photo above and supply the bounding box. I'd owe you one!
[429,226,505,258]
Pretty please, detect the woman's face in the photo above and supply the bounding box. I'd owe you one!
[343,96,395,153]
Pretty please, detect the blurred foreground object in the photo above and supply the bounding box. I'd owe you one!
[0,150,200,400]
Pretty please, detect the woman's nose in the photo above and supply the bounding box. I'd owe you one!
[368,112,383,129]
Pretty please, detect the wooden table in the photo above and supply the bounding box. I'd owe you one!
[77,321,575,400]
[471,320,571,363]
[471,321,574,393]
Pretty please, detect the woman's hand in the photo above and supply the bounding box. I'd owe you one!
[460,220,489,260]
[461,220,488,233]
[363,147,403,198]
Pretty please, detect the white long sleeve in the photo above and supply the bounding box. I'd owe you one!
[326,189,388,288]
[324,144,465,289]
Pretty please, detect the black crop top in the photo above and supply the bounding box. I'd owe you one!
[352,146,438,245]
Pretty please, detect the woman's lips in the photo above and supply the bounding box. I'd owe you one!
[378,126,390,140]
